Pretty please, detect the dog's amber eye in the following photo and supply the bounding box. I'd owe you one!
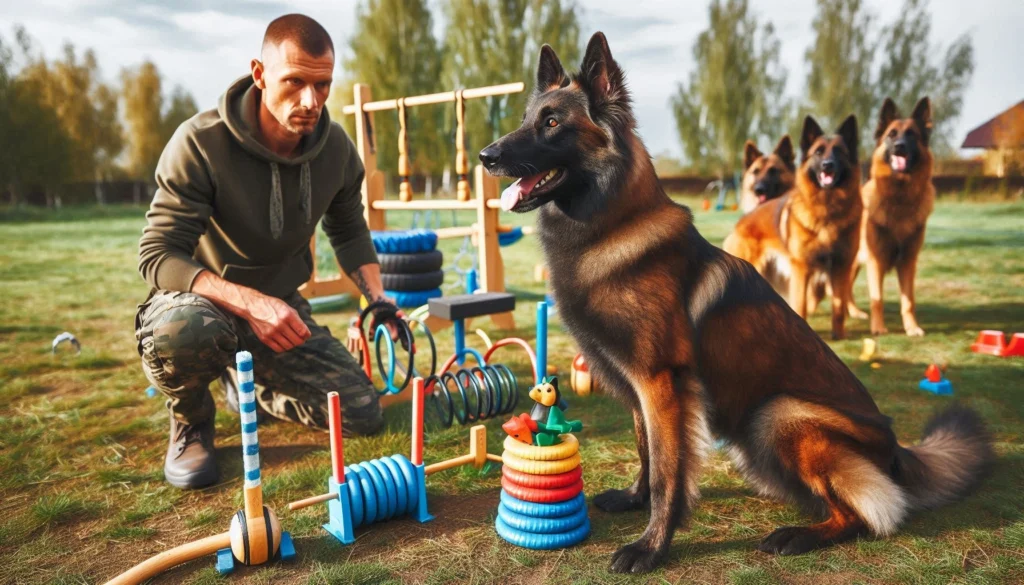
[546,117,558,128]
[888,129,898,139]
[815,146,825,156]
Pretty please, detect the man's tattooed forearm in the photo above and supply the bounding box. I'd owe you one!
[350,266,386,303]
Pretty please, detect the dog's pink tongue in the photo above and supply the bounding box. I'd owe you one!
[500,171,547,211]
[819,172,834,187]
[891,155,907,171]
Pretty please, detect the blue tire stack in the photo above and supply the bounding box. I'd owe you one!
[371,230,444,307]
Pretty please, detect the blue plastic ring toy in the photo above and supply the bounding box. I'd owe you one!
[365,458,398,520]
[499,491,586,518]
[497,502,588,533]
[495,516,590,550]
[390,454,418,511]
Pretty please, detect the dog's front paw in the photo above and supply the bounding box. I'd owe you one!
[905,325,925,337]
[848,305,868,320]
[593,488,646,513]
[610,538,666,573]
[757,526,824,556]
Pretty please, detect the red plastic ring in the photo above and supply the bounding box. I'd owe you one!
[500,477,583,503]
[502,465,582,489]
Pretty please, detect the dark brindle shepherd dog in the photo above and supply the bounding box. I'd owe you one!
[739,136,796,213]
[725,115,863,340]
[480,32,991,573]
[850,97,936,336]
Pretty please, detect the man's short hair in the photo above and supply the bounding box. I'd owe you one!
[262,14,334,58]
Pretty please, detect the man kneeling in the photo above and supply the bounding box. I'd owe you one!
[135,14,392,489]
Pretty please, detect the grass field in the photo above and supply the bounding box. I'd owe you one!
[1,196,1022,585]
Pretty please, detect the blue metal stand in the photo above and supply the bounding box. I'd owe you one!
[324,477,356,545]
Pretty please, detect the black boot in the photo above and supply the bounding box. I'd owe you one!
[164,401,218,489]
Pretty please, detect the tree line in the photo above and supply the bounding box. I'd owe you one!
[1,0,976,204]
[673,0,974,175]
[0,26,198,204]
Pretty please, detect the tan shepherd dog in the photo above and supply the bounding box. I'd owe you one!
[851,97,935,336]
[739,136,796,213]
[724,115,863,339]
[480,33,991,573]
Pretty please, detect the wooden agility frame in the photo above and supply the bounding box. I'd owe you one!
[299,82,526,332]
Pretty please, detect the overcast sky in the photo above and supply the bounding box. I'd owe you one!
[2,0,1021,159]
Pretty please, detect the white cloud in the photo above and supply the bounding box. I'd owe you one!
[0,0,1020,158]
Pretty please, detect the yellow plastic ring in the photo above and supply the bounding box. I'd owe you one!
[501,450,581,475]
[503,434,578,461]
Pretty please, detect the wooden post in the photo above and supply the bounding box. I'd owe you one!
[455,90,470,202]
[355,83,386,231]
[411,377,424,465]
[397,97,412,202]
[328,392,345,484]
[469,425,487,469]
[476,165,515,329]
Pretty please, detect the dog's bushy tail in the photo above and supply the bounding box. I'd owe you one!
[894,405,993,510]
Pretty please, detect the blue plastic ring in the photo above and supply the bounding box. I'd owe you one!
[377,456,408,515]
[365,458,398,520]
[495,515,590,550]
[390,454,419,512]
[360,459,391,521]
[347,463,374,527]
[497,502,588,534]
[499,491,586,518]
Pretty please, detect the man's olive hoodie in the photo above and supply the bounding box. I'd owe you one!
[138,75,377,298]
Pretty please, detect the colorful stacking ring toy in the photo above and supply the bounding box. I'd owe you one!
[501,451,581,475]
[501,465,582,489]
[502,434,579,461]
[500,477,583,503]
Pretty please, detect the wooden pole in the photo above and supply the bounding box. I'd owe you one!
[328,391,345,484]
[103,532,231,585]
[397,98,412,202]
[341,82,524,114]
[411,377,424,466]
[455,90,470,202]
[287,492,337,511]
[355,83,385,231]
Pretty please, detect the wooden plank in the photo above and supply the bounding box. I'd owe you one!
[371,199,477,211]
[341,82,524,114]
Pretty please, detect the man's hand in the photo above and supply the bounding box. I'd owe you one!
[242,293,311,353]
[349,264,408,349]
[192,270,311,353]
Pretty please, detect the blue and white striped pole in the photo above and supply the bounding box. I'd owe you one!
[236,351,263,517]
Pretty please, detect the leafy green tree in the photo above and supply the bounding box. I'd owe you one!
[332,0,445,176]
[121,61,198,182]
[802,0,878,149]
[670,0,789,174]
[875,0,973,153]
[17,34,123,182]
[442,0,582,156]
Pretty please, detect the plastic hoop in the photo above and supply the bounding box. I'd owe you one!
[495,516,590,550]
[501,477,583,503]
[501,465,582,489]
[497,502,588,533]
[499,491,586,518]
[501,451,581,475]
[502,434,578,461]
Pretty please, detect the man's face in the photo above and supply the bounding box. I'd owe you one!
[252,40,334,136]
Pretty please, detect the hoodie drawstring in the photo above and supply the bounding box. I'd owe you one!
[269,162,312,240]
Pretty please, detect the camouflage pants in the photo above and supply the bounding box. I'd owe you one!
[135,290,384,436]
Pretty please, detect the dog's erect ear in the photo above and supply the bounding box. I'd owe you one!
[837,114,859,164]
[580,32,628,118]
[744,141,762,170]
[536,45,568,94]
[774,135,795,169]
[800,116,824,157]
[875,97,901,143]
[911,96,932,146]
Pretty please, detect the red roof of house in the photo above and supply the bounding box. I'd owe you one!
[961,100,1024,148]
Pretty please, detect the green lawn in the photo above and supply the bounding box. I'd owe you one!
[1,197,1022,585]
